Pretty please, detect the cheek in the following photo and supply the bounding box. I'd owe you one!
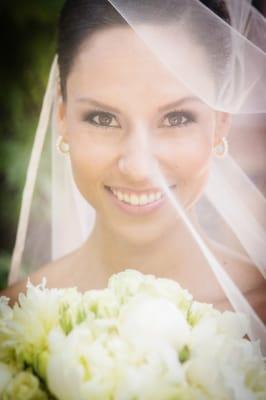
[68,133,116,202]
[181,137,212,205]
[178,136,212,179]
[161,132,213,181]
[158,110,215,181]
[159,129,213,208]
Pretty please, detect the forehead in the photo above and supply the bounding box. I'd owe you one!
[67,26,211,106]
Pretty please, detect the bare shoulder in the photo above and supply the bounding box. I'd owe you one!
[30,248,82,288]
[209,240,266,322]
[210,240,264,290]
[0,248,81,306]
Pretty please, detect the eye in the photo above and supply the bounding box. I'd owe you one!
[161,111,195,128]
[84,111,120,128]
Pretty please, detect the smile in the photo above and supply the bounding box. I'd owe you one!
[110,187,164,206]
[105,185,176,215]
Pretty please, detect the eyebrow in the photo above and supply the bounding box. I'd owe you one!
[76,95,202,114]
[158,96,203,112]
[76,97,121,114]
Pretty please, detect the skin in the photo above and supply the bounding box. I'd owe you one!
[2,27,265,320]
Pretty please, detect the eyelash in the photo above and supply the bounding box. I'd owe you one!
[82,109,196,129]
[82,110,120,129]
[160,110,196,128]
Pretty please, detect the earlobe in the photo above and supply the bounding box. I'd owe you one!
[56,91,68,140]
[214,111,232,146]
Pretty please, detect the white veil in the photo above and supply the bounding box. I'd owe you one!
[8,0,266,352]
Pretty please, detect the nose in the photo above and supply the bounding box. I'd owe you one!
[119,125,158,184]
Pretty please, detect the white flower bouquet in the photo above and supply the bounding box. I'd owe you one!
[0,269,265,400]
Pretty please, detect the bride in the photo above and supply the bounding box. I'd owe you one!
[1,0,265,328]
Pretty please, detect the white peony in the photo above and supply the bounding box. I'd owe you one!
[0,362,14,396]
[1,370,48,400]
[0,269,265,400]
[186,320,266,399]
[0,298,16,364]
[47,324,122,400]
[108,269,192,313]
[119,293,190,351]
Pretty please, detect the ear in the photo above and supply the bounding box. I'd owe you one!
[56,84,69,142]
[214,112,232,146]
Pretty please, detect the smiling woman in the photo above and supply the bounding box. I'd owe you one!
[1,0,266,352]
[59,26,222,245]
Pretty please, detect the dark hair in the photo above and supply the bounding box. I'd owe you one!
[57,0,231,98]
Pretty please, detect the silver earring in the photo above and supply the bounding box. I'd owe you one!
[213,137,228,158]
[56,135,70,155]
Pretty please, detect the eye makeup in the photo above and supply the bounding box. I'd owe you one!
[80,107,198,130]
[160,109,197,128]
[82,110,121,128]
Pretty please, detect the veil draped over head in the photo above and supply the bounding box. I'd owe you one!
[9,0,266,352]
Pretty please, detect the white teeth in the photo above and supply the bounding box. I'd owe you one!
[117,191,123,201]
[149,194,155,203]
[124,194,130,203]
[139,195,148,205]
[130,194,139,206]
[110,188,164,206]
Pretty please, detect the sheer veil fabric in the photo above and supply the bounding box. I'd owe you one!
[9,0,266,351]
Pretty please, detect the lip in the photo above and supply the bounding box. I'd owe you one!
[104,185,176,215]
[108,186,164,196]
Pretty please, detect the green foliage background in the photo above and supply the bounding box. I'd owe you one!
[0,0,64,288]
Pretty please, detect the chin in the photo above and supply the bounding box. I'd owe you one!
[102,207,179,247]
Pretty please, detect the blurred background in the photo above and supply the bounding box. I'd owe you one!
[0,0,265,289]
[0,0,64,288]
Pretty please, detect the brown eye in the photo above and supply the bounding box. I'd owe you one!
[162,111,195,127]
[95,113,113,126]
[85,111,120,127]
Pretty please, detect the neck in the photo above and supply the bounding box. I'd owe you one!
[82,207,206,283]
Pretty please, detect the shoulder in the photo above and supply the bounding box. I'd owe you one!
[214,284,266,323]
[0,249,81,306]
[210,240,264,291]
[31,248,81,288]
[209,240,266,322]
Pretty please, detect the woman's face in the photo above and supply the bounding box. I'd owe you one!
[59,27,229,243]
